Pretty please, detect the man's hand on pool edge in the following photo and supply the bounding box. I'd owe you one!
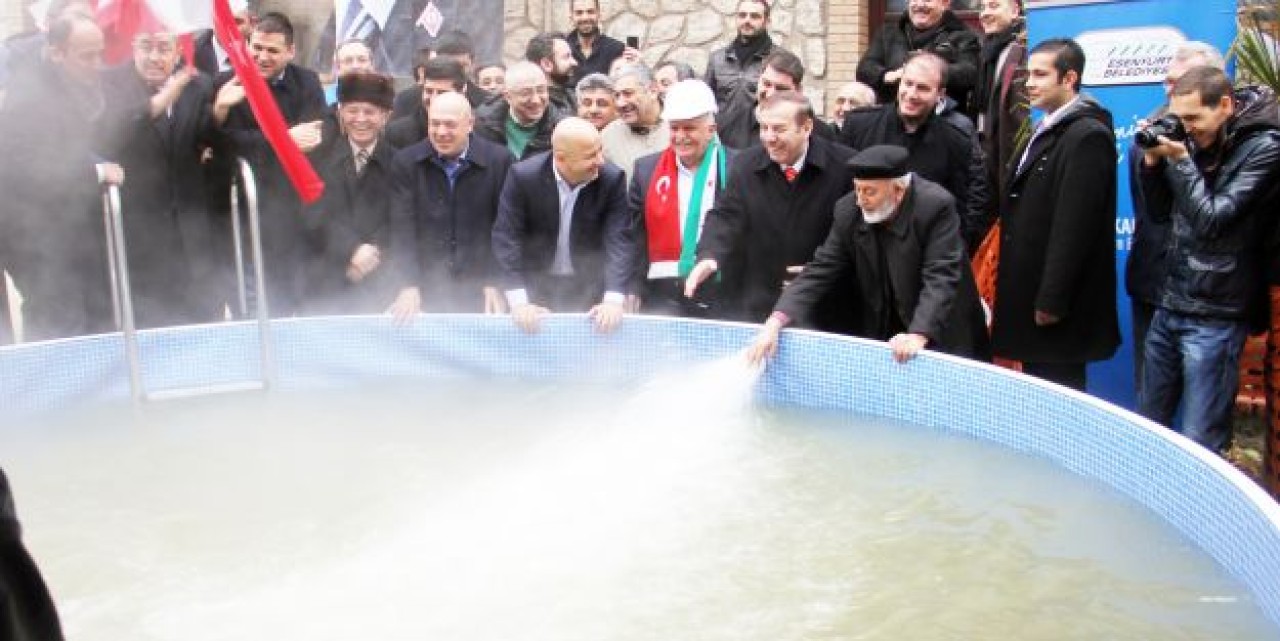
[588,301,624,333]
[512,303,549,334]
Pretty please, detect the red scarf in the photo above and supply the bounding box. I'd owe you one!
[644,148,682,262]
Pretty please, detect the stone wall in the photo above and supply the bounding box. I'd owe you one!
[0,0,867,117]
[264,0,867,117]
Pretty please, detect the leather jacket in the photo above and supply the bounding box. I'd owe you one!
[1141,86,1280,321]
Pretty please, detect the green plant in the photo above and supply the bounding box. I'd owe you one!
[1232,1,1280,92]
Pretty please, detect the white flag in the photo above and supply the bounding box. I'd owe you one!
[143,0,215,34]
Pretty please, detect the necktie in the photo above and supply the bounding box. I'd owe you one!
[784,166,798,184]
[355,148,370,174]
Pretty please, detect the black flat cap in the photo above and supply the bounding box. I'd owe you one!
[848,145,909,179]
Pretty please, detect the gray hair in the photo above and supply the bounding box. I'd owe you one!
[893,173,913,189]
[656,61,697,82]
[612,63,655,86]
[576,72,615,94]
[1172,41,1226,70]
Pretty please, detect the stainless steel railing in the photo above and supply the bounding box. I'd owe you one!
[101,158,275,402]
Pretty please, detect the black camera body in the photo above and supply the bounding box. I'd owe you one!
[1135,113,1187,149]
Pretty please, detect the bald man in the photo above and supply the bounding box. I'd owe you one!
[475,61,565,159]
[388,91,515,318]
[492,116,636,333]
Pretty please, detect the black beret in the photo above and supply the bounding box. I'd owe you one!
[338,72,395,111]
[848,145,909,179]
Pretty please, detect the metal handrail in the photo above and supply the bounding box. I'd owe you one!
[102,185,143,402]
[233,157,275,391]
[99,158,275,402]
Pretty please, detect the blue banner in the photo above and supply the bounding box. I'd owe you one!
[1027,0,1238,409]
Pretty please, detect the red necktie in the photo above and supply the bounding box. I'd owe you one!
[784,167,798,184]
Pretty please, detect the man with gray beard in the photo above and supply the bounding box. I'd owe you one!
[746,145,988,365]
[0,14,122,341]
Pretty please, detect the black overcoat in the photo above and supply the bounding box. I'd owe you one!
[302,138,399,314]
[101,65,222,327]
[388,134,514,311]
[992,97,1120,363]
[695,135,856,322]
[776,178,990,360]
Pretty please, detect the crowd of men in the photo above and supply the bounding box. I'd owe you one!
[0,0,1276,448]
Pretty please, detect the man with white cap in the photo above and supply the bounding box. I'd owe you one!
[628,79,737,316]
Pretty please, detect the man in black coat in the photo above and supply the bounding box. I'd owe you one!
[857,0,980,113]
[384,56,466,150]
[842,52,988,251]
[704,0,792,150]
[492,117,635,333]
[474,62,564,160]
[992,38,1119,391]
[0,15,119,341]
[100,30,222,328]
[686,91,857,323]
[387,92,514,317]
[747,145,989,365]
[212,12,327,317]
[300,72,398,314]
[566,0,626,83]
[389,30,491,119]
[1,467,65,641]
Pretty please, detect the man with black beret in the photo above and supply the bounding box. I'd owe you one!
[301,71,400,313]
[746,144,989,365]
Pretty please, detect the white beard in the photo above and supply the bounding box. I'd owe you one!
[861,201,897,225]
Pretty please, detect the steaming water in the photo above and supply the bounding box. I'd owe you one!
[1,357,1275,640]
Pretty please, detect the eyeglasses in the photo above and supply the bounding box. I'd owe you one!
[133,39,176,55]
[509,85,550,100]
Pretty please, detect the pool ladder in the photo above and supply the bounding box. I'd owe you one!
[102,158,276,402]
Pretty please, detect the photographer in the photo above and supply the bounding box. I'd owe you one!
[1136,66,1280,454]
[1126,42,1225,398]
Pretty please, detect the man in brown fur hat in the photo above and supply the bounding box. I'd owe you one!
[301,71,400,313]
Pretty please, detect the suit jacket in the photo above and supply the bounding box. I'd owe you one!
[776,178,990,360]
[696,135,857,322]
[389,134,514,311]
[993,96,1120,363]
[191,30,225,77]
[302,137,399,313]
[492,152,636,309]
[628,145,739,287]
[100,64,222,327]
[385,108,427,150]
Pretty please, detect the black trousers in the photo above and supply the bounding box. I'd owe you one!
[1022,361,1088,392]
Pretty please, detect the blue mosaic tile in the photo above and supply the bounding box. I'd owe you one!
[1,316,1278,627]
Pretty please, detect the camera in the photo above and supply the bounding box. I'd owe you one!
[1135,113,1187,149]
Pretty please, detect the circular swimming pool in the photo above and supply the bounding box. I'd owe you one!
[2,315,1279,639]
